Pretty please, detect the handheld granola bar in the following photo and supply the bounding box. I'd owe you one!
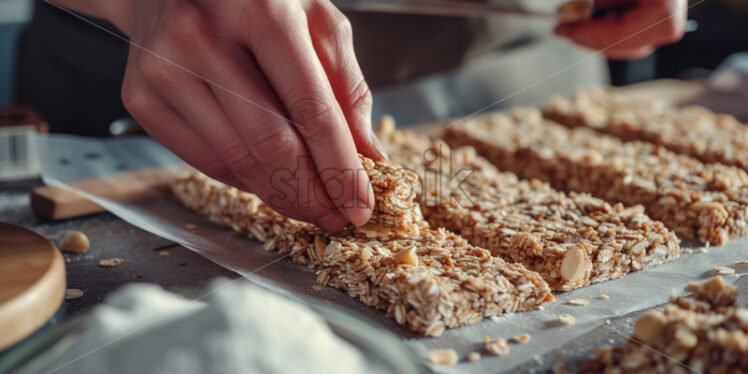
[376,117,679,291]
[545,87,748,170]
[445,108,748,245]
[172,155,552,336]
[581,276,748,373]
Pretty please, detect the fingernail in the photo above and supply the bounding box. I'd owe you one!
[318,212,347,232]
[369,130,389,161]
[341,199,372,227]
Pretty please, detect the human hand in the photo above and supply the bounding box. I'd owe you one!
[106,0,386,232]
[555,0,687,60]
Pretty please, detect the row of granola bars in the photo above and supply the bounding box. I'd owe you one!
[173,87,747,337]
[173,155,554,336]
[376,116,679,291]
[446,107,748,245]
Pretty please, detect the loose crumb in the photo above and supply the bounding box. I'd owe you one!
[599,294,610,300]
[615,329,621,335]
[312,284,325,291]
[65,288,83,300]
[136,273,144,278]
[567,298,589,306]
[466,352,481,362]
[511,333,531,344]
[714,266,735,275]
[486,337,509,356]
[697,247,708,254]
[185,223,201,234]
[158,250,170,256]
[59,231,90,253]
[734,260,748,265]
[98,258,131,267]
[324,299,332,304]
[558,314,575,325]
[429,349,458,365]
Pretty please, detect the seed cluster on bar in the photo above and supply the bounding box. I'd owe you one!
[581,276,748,373]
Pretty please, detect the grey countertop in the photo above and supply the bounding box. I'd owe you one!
[0,179,238,317]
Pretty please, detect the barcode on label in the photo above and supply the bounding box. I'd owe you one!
[0,126,40,181]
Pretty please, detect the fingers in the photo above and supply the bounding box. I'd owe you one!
[555,0,686,59]
[305,0,387,162]
[126,39,348,231]
[121,59,245,189]
[201,46,351,231]
[240,1,374,227]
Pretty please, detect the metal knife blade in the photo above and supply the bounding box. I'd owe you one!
[332,0,594,21]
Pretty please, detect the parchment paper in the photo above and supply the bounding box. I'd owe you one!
[36,134,748,373]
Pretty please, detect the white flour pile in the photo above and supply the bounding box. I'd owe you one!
[44,280,371,374]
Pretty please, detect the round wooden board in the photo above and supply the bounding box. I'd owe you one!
[0,222,65,351]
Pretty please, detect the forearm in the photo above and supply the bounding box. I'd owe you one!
[46,0,134,34]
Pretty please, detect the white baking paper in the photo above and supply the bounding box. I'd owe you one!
[36,134,748,373]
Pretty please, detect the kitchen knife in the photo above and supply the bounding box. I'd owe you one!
[332,0,596,21]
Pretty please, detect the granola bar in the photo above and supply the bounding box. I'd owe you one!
[581,276,748,373]
[545,87,748,170]
[376,117,679,291]
[445,108,748,244]
[172,155,553,336]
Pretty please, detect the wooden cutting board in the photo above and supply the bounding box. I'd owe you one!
[0,222,66,351]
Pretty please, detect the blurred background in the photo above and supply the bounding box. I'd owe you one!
[1,0,748,128]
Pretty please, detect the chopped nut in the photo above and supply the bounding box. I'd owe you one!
[511,333,531,344]
[558,314,575,325]
[714,266,735,275]
[312,284,325,291]
[674,329,697,349]
[158,250,170,256]
[359,248,372,262]
[632,310,667,345]
[429,349,458,365]
[567,298,589,306]
[466,352,481,362]
[599,294,610,300]
[65,288,83,300]
[377,115,396,136]
[59,231,90,253]
[98,258,131,267]
[486,337,509,356]
[560,246,591,283]
[685,275,737,306]
[393,246,418,266]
